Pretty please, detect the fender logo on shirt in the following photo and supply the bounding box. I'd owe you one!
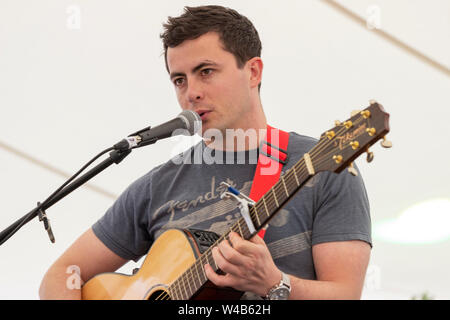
[152,176,237,222]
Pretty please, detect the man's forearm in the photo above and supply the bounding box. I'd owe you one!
[289,275,363,300]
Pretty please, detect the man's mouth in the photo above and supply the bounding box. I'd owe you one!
[196,110,211,120]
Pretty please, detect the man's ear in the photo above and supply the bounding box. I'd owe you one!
[247,57,263,90]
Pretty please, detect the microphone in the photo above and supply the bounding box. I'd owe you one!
[114,110,201,151]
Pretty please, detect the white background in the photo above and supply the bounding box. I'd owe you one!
[0,0,449,299]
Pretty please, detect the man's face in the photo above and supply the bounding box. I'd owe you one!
[166,32,254,135]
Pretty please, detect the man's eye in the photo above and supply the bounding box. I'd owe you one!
[201,68,213,76]
[173,78,184,86]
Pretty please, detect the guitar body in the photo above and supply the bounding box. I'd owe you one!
[81,229,242,300]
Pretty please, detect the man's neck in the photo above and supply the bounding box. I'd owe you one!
[204,99,267,151]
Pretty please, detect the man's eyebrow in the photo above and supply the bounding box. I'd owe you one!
[169,60,219,80]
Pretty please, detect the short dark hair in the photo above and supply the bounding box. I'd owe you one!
[160,5,262,90]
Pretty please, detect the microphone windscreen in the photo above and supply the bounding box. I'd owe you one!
[178,110,202,136]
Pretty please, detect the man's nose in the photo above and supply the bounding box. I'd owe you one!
[186,78,204,104]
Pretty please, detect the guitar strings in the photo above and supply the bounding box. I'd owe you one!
[153,115,368,300]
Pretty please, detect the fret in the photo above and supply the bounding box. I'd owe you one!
[281,176,289,197]
[237,218,243,237]
[196,262,204,289]
[212,252,218,270]
[188,266,197,296]
[292,165,300,186]
[238,220,251,239]
[198,265,205,291]
[206,250,217,270]
[285,170,300,195]
[177,279,184,300]
[271,187,279,207]
[167,286,173,300]
[176,282,184,300]
[201,264,208,284]
[253,206,261,226]
[169,279,179,300]
[242,219,252,238]
[174,282,181,300]
[262,195,270,217]
[226,230,232,241]
[169,282,178,300]
[194,262,202,289]
[171,279,179,300]
[198,256,207,281]
[184,273,191,298]
[181,277,188,300]
[187,267,195,296]
[232,226,239,238]
[197,255,208,286]
[201,259,208,282]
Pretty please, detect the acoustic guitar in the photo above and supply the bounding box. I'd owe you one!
[82,101,391,300]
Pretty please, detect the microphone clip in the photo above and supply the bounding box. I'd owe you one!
[37,202,55,243]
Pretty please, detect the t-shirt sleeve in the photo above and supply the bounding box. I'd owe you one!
[311,164,372,247]
[92,173,153,262]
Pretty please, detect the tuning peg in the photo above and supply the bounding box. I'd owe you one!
[369,99,377,105]
[334,120,341,126]
[361,110,371,119]
[333,155,343,164]
[348,162,358,176]
[366,127,376,136]
[326,130,335,139]
[344,120,353,129]
[350,141,360,150]
[366,149,374,163]
[380,136,392,148]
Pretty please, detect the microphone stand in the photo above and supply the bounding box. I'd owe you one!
[0,148,133,246]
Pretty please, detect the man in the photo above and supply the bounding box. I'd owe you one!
[39,5,371,300]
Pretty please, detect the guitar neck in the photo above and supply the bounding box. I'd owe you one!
[167,148,317,300]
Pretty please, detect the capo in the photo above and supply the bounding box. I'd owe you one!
[220,182,257,234]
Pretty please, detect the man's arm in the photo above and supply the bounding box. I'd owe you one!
[290,240,370,299]
[204,232,370,299]
[39,228,128,300]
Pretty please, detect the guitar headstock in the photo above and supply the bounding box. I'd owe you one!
[313,100,391,175]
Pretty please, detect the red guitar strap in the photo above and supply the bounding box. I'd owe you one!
[249,125,290,239]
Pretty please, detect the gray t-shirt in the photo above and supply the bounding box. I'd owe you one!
[92,132,371,284]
